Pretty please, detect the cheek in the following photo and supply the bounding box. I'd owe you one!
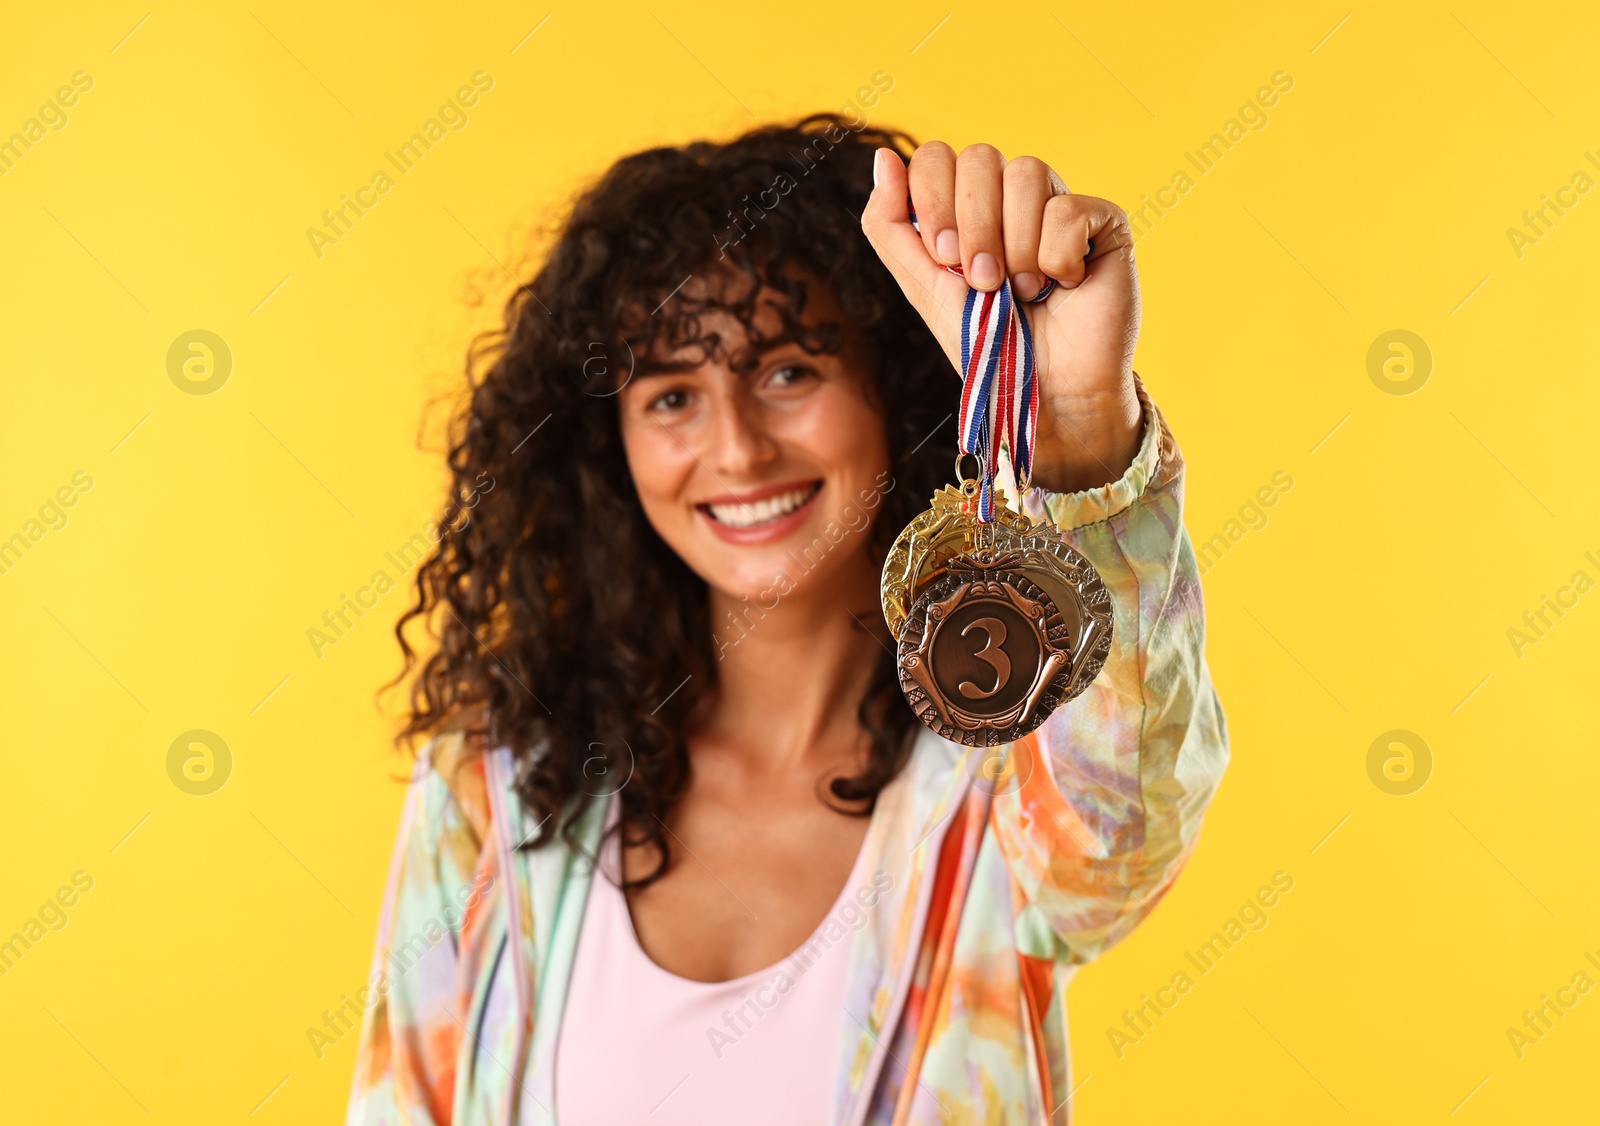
[790,384,888,477]
[621,419,694,519]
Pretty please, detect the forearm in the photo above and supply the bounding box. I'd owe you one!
[992,381,1230,963]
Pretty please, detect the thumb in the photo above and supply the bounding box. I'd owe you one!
[861,148,957,337]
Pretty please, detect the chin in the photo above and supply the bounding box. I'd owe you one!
[704,532,853,603]
[698,514,876,610]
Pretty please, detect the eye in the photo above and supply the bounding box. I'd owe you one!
[647,387,692,413]
[766,362,817,389]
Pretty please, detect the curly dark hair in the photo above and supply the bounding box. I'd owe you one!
[391,112,956,885]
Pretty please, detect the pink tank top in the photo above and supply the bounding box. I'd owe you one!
[555,816,866,1124]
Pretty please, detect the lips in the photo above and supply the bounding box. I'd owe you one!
[701,481,821,529]
[695,480,823,544]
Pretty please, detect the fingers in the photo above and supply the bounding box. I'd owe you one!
[954,144,1006,290]
[860,147,951,323]
[881,140,1129,300]
[1038,193,1133,290]
[1001,157,1053,300]
[907,142,958,266]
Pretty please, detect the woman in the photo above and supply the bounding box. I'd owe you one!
[348,114,1228,1125]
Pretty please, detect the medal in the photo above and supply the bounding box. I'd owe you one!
[881,230,1113,746]
[882,478,1112,745]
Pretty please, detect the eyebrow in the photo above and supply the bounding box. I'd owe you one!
[635,340,811,378]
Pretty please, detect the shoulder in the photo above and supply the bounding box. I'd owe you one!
[414,724,494,848]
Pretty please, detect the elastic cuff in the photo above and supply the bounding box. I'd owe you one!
[1017,375,1170,531]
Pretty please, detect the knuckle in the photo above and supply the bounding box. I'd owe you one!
[1045,193,1083,218]
[912,140,955,165]
[1003,155,1048,184]
[958,142,1005,169]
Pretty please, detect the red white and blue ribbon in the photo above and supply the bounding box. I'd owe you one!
[910,208,1054,523]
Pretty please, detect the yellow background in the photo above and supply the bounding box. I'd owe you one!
[2,1,1595,1121]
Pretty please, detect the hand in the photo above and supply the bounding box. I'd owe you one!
[861,143,1143,494]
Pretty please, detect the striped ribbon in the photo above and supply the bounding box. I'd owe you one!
[909,209,1055,523]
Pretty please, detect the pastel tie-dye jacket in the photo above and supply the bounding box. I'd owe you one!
[346,379,1229,1125]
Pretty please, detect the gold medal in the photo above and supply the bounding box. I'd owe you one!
[880,476,1112,745]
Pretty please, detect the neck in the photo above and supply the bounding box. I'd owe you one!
[697,551,888,775]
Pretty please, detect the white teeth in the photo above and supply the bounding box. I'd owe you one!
[707,484,818,529]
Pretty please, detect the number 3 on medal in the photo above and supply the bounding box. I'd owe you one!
[958,617,1010,700]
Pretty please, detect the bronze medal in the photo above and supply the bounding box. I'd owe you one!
[881,479,1112,745]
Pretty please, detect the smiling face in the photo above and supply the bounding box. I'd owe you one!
[617,278,892,605]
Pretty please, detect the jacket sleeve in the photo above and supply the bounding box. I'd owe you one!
[346,733,492,1125]
[990,376,1229,965]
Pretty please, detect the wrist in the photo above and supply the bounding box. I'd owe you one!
[1029,382,1143,494]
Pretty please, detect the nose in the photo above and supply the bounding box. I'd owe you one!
[702,381,778,477]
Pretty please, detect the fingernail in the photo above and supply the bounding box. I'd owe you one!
[935,229,959,264]
[1014,272,1043,299]
[970,252,1001,289]
[872,149,884,189]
